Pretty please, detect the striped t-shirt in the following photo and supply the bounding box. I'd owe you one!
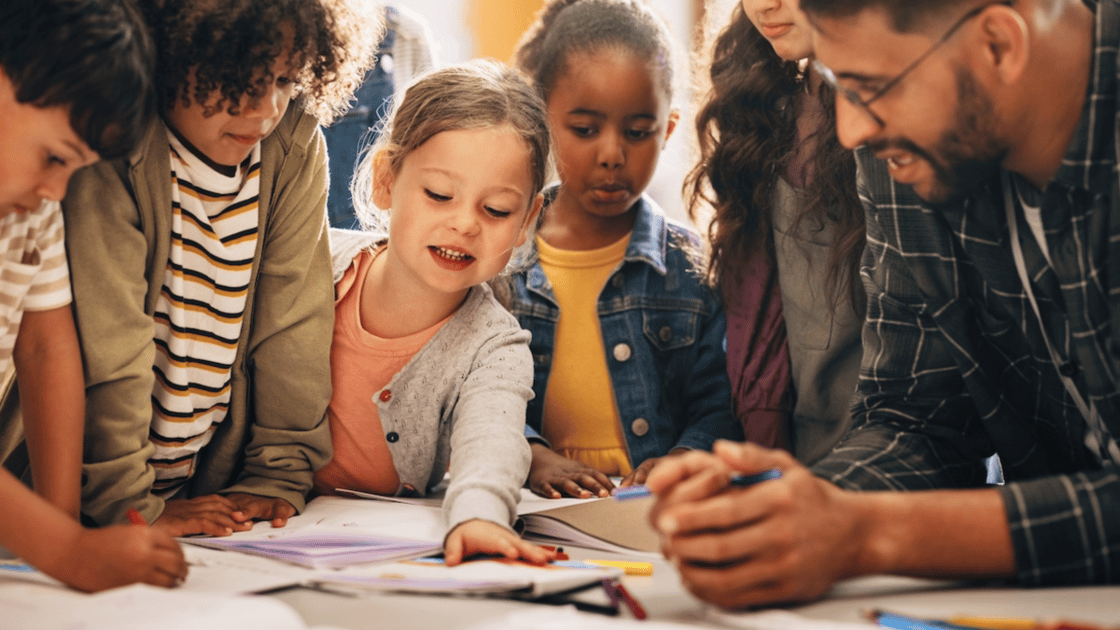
[0,200,72,371]
[149,131,261,494]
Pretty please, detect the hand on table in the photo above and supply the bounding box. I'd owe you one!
[155,493,295,536]
[646,440,863,609]
[43,523,188,592]
[528,442,615,499]
[224,492,297,528]
[619,448,691,488]
[443,519,558,566]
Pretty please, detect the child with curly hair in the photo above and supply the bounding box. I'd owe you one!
[0,0,187,591]
[62,0,380,536]
[510,0,744,499]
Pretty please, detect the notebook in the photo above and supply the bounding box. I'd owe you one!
[518,495,661,556]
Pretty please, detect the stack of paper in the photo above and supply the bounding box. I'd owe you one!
[187,527,443,570]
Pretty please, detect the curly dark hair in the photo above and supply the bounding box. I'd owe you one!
[0,0,154,159]
[137,0,380,123]
[512,0,675,102]
[686,3,865,314]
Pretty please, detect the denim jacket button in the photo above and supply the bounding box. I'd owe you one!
[612,274,624,288]
[612,343,632,361]
[659,326,673,342]
[630,418,650,436]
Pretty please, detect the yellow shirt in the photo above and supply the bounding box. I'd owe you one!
[537,234,632,475]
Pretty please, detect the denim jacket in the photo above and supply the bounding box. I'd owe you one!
[507,193,743,466]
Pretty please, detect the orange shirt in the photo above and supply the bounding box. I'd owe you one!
[313,249,447,496]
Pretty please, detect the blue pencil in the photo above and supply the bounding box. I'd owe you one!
[611,468,783,501]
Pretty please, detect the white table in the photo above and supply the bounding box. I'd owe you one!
[270,545,1120,629]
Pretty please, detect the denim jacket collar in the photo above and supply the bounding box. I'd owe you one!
[525,189,669,297]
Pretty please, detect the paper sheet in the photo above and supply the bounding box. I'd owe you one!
[1,582,309,630]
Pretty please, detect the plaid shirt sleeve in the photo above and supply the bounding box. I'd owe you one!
[811,149,1120,586]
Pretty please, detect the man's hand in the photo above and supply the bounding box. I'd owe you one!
[647,440,865,608]
[527,442,615,498]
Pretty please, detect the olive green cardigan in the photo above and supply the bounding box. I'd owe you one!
[63,107,334,526]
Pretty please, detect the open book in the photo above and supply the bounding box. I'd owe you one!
[338,486,662,556]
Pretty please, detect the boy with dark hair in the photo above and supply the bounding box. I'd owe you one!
[0,0,186,591]
[64,0,380,536]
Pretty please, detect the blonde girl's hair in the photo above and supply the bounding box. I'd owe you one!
[351,59,551,239]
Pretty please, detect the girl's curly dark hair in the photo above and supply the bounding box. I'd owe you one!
[686,3,865,314]
[138,0,380,123]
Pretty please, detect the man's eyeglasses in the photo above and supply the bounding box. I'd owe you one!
[812,0,1015,128]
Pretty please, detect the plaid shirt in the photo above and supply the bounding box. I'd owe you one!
[812,0,1120,587]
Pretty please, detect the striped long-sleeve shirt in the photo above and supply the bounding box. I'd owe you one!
[149,132,260,494]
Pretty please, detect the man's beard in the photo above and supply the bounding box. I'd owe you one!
[871,66,1007,208]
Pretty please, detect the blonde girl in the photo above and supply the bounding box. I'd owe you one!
[315,60,554,564]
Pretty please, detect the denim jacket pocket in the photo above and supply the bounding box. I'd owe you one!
[642,308,699,352]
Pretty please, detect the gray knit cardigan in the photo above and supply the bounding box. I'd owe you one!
[329,229,532,534]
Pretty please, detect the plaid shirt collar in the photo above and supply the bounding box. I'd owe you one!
[1050,0,1117,196]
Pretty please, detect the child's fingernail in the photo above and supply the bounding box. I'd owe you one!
[658,516,678,535]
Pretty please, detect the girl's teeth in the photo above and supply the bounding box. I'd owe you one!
[435,247,470,261]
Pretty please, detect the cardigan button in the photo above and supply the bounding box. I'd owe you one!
[379,389,392,402]
[612,343,632,362]
[386,432,399,443]
[630,418,650,437]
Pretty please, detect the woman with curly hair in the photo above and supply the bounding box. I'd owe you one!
[686,0,865,464]
[63,0,380,536]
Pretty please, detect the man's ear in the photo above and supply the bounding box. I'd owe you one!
[975,4,1029,85]
[371,149,395,211]
[515,192,545,248]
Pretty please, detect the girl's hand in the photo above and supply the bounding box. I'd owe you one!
[619,448,691,488]
[528,442,615,498]
[443,520,557,566]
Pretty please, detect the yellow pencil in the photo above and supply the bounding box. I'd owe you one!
[583,559,655,576]
[949,616,1039,630]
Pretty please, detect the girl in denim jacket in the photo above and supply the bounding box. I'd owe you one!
[509,0,744,499]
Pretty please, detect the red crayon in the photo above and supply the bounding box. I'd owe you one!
[126,508,147,526]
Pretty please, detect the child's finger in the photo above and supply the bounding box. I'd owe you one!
[444,534,464,566]
[557,478,592,498]
[534,481,562,499]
